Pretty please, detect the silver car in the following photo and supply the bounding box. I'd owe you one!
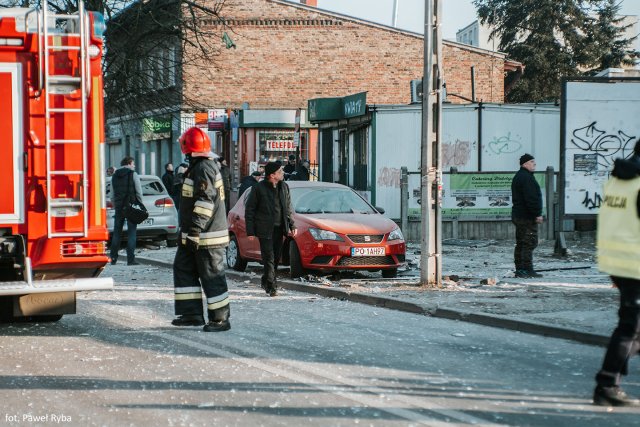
[106,175,179,247]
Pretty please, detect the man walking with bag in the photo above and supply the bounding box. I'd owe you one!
[172,127,232,332]
[109,156,143,266]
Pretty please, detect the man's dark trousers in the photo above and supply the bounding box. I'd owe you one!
[259,226,284,291]
[110,211,137,264]
[596,277,640,387]
[512,218,538,271]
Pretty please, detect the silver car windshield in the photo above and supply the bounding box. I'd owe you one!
[290,188,376,214]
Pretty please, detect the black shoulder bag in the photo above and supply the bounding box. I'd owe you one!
[122,171,149,224]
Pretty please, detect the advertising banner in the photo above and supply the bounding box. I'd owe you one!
[408,172,546,220]
[208,109,226,131]
[141,116,171,141]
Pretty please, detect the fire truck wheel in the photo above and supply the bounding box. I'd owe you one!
[29,315,63,322]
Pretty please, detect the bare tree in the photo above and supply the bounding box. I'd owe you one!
[105,0,228,117]
[0,0,229,118]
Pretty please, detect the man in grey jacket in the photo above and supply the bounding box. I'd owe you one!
[110,156,143,265]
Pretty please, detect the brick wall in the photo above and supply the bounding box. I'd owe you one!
[183,0,505,109]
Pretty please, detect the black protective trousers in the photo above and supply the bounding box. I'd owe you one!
[596,277,640,387]
[512,218,538,270]
[173,245,230,321]
[258,226,284,292]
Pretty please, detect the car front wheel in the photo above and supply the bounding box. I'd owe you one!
[226,235,247,272]
[382,268,397,278]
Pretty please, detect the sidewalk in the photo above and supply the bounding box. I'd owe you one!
[135,236,615,347]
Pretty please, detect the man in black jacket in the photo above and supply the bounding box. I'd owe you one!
[110,156,143,266]
[511,153,543,278]
[283,154,297,180]
[238,170,262,198]
[245,161,296,296]
[294,159,310,181]
[161,163,174,195]
[218,154,231,213]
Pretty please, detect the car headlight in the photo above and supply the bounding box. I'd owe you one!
[388,228,404,241]
[308,228,344,241]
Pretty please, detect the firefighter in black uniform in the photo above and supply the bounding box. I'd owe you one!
[171,127,231,332]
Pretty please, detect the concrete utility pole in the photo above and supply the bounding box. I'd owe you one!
[420,0,443,287]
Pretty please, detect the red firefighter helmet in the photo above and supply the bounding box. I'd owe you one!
[179,127,211,155]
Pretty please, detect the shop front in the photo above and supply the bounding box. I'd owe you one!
[238,109,317,179]
[308,92,372,200]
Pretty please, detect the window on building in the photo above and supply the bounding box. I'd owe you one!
[168,45,177,87]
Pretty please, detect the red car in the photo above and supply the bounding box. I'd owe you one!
[226,181,406,278]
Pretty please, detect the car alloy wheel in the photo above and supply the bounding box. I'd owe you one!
[226,235,247,272]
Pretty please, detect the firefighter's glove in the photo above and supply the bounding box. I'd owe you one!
[186,233,200,253]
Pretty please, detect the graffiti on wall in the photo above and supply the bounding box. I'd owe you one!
[571,121,636,169]
[442,139,473,168]
[377,167,401,188]
[486,132,522,155]
[582,191,602,210]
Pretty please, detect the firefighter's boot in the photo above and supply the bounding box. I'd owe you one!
[172,314,205,326]
[203,305,230,332]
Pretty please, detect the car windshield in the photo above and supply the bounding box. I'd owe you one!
[290,187,376,214]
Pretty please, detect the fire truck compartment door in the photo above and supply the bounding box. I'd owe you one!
[0,63,25,224]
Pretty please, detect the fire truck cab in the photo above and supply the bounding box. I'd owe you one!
[0,3,112,321]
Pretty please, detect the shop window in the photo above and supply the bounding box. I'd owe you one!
[257,130,308,164]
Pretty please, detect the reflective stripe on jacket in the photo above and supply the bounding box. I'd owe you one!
[179,157,229,248]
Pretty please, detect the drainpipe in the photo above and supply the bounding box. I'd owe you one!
[392,0,399,27]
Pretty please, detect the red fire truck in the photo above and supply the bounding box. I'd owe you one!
[0,3,112,321]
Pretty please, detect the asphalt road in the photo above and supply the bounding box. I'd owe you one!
[0,263,638,427]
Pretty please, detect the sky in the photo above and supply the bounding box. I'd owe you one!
[315,0,640,40]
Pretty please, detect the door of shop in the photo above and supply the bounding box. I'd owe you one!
[338,130,348,185]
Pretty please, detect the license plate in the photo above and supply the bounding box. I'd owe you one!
[351,247,385,256]
[141,219,153,226]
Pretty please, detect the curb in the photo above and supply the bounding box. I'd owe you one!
[136,256,610,347]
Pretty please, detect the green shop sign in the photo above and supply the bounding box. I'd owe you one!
[308,92,367,122]
[142,116,172,141]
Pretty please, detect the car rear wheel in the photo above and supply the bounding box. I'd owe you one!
[226,235,247,272]
[289,241,305,278]
[166,237,178,247]
[381,268,397,278]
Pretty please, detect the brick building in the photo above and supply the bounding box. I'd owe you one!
[105,0,520,191]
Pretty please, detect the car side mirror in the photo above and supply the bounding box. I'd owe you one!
[374,206,385,214]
